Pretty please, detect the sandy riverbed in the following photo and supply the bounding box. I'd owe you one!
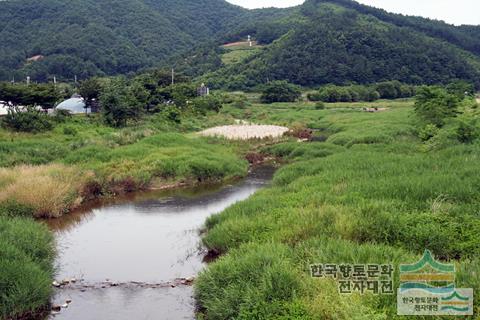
[199,124,289,140]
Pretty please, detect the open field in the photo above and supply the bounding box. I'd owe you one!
[220,41,263,65]
[196,98,480,319]
[222,41,260,49]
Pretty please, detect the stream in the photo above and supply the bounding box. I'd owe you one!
[46,166,275,320]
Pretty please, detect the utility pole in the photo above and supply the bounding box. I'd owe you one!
[171,68,175,85]
[26,76,30,86]
[74,75,78,85]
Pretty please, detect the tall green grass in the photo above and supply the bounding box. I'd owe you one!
[197,100,480,319]
[0,217,54,319]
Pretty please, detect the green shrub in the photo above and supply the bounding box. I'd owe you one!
[260,81,302,103]
[2,107,53,133]
[307,92,322,102]
[53,109,72,123]
[315,102,325,110]
[191,95,222,114]
[456,119,478,143]
[161,105,182,123]
[414,86,459,127]
[418,124,440,141]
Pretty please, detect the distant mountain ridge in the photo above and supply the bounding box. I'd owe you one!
[0,0,250,81]
[1,0,479,87]
[197,0,480,88]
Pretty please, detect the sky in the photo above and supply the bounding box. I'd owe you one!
[226,0,480,26]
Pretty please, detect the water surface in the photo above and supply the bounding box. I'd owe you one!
[47,166,274,319]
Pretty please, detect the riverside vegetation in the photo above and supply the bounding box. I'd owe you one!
[0,113,250,319]
[195,88,480,319]
[2,1,480,319]
[1,77,479,319]
[0,73,255,319]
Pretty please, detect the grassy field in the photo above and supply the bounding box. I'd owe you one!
[220,42,263,65]
[195,98,480,319]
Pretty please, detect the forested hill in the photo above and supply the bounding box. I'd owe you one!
[0,0,254,81]
[1,0,480,87]
[199,0,480,89]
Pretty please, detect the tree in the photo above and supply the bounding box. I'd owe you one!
[78,78,102,110]
[157,83,197,108]
[260,81,301,103]
[0,82,59,111]
[414,86,459,127]
[446,80,475,99]
[100,78,142,127]
[0,82,27,106]
[191,95,222,114]
[28,84,60,111]
[375,81,400,99]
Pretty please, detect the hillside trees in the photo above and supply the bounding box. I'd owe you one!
[200,1,480,90]
[307,82,415,103]
[260,81,301,103]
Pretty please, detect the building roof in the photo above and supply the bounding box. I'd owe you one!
[56,98,89,114]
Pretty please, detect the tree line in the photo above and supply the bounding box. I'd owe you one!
[0,69,222,131]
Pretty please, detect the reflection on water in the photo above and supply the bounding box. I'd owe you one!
[47,166,274,320]
[51,286,194,320]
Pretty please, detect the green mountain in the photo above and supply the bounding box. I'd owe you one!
[1,0,480,88]
[199,0,480,89]
[0,0,249,81]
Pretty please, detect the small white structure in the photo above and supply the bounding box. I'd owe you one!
[0,102,8,116]
[197,83,210,97]
[56,95,89,114]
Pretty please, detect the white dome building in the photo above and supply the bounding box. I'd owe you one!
[56,95,90,114]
